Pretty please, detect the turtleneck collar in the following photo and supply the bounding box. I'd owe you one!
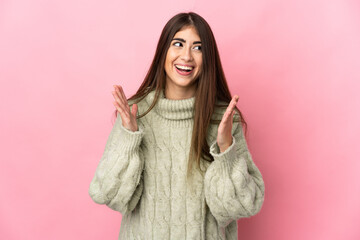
[144,89,195,122]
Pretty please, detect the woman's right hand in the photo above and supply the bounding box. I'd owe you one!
[112,85,139,132]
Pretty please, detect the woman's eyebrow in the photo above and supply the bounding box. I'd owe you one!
[172,38,202,44]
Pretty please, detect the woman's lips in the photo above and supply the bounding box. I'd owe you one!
[174,65,194,76]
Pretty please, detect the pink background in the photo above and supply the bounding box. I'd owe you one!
[1,0,360,239]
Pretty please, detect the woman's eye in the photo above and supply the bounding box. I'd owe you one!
[172,42,201,51]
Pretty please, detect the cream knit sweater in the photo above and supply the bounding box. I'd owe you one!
[89,89,265,240]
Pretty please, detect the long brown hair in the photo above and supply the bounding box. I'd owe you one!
[113,12,248,180]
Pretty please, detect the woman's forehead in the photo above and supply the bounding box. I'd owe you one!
[174,26,201,40]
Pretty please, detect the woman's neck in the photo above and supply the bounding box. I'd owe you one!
[164,85,196,100]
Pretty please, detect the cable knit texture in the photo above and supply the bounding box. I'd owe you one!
[89,89,265,240]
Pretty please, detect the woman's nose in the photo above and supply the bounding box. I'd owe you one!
[180,47,193,61]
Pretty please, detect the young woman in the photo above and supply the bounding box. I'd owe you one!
[89,12,265,240]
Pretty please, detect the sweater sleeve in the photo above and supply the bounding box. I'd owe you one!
[88,111,145,215]
[204,120,265,228]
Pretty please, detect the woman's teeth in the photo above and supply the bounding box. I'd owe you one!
[175,64,193,72]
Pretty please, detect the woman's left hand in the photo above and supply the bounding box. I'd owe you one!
[217,95,239,153]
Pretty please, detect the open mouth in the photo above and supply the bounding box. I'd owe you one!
[175,64,194,72]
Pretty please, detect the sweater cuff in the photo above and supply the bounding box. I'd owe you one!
[209,135,236,162]
[115,123,144,152]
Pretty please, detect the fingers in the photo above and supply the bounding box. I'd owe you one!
[131,103,138,117]
[112,85,129,115]
[220,95,239,125]
[231,108,236,119]
[114,85,128,107]
[231,95,239,108]
[112,93,127,115]
[225,95,238,115]
[112,85,138,132]
[116,85,129,107]
[112,90,125,112]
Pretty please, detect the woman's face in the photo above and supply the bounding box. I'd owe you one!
[164,26,202,95]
